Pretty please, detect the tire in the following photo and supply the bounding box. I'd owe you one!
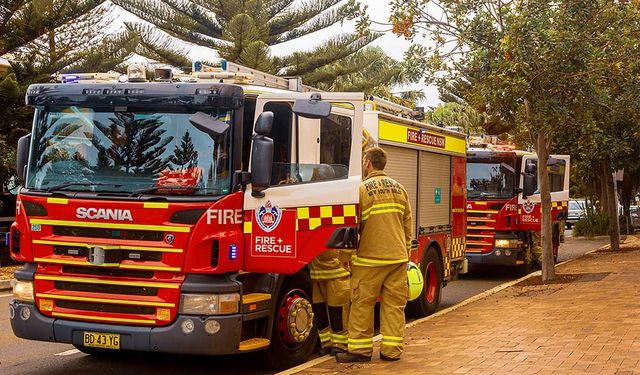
[262,273,317,371]
[406,246,442,318]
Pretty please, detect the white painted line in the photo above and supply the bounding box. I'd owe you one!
[55,349,80,356]
[0,293,13,298]
[279,241,611,375]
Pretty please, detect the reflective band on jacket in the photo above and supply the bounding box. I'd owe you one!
[361,203,405,221]
[310,268,350,280]
[331,333,348,344]
[352,256,408,267]
[319,331,332,343]
[348,337,373,349]
[382,335,404,347]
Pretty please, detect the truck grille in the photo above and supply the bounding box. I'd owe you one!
[56,300,156,315]
[466,209,497,253]
[54,281,158,296]
[53,226,164,241]
[62,266,154,279]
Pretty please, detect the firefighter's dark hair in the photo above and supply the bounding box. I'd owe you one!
[364,147,387,170]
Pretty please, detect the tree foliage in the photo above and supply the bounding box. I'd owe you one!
[372,0,640,279]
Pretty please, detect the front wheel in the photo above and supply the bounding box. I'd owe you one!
[406,246,442,318]
[262,274,317,370]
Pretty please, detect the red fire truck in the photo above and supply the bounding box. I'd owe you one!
[9,61,466,369]
[466,142,570,269]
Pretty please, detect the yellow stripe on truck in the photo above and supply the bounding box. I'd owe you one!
[35,274,180,289]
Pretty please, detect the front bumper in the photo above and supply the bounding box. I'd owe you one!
[9,300,249,355]
[466,246,524,266]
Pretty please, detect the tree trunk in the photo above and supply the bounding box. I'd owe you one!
[602,158,620,251]
[537,131,555,282]
[599,174,609,215]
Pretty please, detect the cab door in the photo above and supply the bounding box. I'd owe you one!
[243,92,364,274]
[518,155,570,229]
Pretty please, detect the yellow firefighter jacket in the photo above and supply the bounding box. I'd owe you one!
[353,170,412,267]
[310,249,351,280]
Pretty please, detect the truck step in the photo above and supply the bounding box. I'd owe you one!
[239,338,270,351]
[243,293,271,304]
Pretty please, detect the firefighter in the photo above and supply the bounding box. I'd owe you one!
[336,147,412,363]
[310,250,351,356]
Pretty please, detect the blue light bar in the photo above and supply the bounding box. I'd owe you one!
[220,59,227,71]
[61,74,80,83]
[193,60,202,72]
[229,244,238,260]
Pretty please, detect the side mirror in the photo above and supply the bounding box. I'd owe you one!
[523,173,537,197]
[293,93,332,119]
[250,112,274,197]
[524,159,537,175]
[254,112,273,136]
[16,134,31,181]
[189,112,229,137]
[326,226,358,249]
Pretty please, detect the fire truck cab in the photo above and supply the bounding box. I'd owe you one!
[466,142,569,268]
[9,61,466,369]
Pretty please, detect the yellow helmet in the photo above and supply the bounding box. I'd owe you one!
[407,261,424,301]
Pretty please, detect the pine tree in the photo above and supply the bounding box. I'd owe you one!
[171,131,198,170]
[94,113,174,175]
[113,0,381,78]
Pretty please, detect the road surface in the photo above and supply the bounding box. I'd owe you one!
[0,237,609,375]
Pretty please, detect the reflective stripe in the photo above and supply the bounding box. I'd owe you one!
[331,333,348,344]
[35,274,180,289]
[361,203,405,216]
[382,335,403,342]
[348,337,373,347]
[348,343,374,349]
[310,268,350,280]
[352,257,407,267]
[319,332,332,342]
[362,208,404,221]
[36,293,175,308]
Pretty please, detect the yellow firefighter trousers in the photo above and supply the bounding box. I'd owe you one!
[347,263,407,358]
[312,276,350,350]
[531,231,542,263]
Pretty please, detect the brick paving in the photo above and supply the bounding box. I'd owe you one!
[293,238,640,375]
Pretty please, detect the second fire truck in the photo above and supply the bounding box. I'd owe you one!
[9,61,466,369]
[465,140,569,269]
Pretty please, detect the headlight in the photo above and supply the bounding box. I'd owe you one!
[494,239,519,248]
[179,293,240,315]
[12,280,34,302]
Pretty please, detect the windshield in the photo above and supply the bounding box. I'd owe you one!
[26,106,232,196]
[467,160,516,200]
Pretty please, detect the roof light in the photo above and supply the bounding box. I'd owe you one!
[127,64,146,82]
[155,68,173,82]
[61,74,80,83]
[193,60,202,72]
[196,88,219,95]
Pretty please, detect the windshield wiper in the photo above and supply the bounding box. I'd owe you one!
[46,182,123,193]
[130,185,203,196]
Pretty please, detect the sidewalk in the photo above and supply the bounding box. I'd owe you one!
[290,238,640,375]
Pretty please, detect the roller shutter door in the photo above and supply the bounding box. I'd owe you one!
[381,145,418,236]
[419,151,451,228]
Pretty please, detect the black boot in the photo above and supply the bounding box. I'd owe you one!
[330,347,347,356]
[336,352,371,363]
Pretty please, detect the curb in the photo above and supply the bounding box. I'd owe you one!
[0,279,12,292]
[277,241,611,375]
[565,235,610,241]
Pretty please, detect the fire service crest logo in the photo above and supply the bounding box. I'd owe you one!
[256,201,282,233]
[523,200,536,214]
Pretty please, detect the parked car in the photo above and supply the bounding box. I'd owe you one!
[630,206,640,229]
[566,199,586,229]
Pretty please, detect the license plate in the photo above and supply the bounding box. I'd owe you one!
[83,331,120,350]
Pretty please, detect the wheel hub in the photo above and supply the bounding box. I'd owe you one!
[278,291,314,345]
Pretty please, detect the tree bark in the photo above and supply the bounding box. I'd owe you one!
[537,131,555,282]
[600,175,609,215]
[602,158,620,251]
